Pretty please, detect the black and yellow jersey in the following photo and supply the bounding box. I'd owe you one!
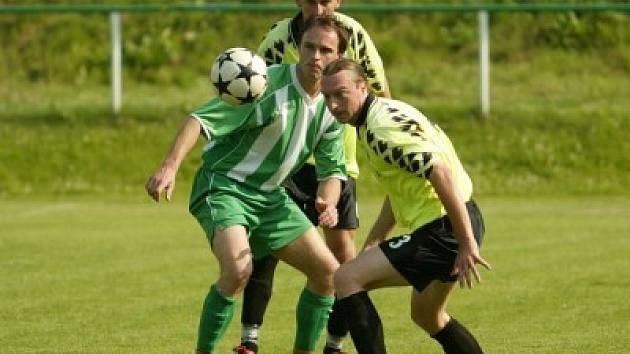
[355,96,473,230]
[257,11,387,95]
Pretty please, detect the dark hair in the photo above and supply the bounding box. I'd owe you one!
[323,58,367,83]
[301,15,349,54]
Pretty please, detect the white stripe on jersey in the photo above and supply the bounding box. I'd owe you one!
[317,110,338,142]
[202,140,217,152]
[191,114,211,141]
[255,104,263,126]
[226,86,290,183]
[261,99,317,191]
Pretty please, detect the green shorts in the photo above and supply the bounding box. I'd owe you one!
[189,168,314,259]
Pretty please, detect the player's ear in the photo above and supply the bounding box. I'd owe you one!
[359,80,368,93]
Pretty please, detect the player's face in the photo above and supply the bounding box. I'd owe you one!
[322,70,368,125]
[297,0,341,21]
[299,27,340,81]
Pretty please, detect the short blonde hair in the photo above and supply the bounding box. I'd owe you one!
[323,58,367,83]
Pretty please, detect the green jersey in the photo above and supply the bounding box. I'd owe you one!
[355,96,473,230]
[191,64,347,192]
[258,11,388,179]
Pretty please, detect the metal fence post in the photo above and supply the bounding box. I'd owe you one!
[478,10,490,118]
[110,11,122,115]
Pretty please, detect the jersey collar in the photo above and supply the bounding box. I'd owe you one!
[291,64,323,106]
[354,94,375,131]
[289,12,304,47]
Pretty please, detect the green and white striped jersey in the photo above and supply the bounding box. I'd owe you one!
[356,96,473,230]
[191,64,347,192]
[257,11,387,179]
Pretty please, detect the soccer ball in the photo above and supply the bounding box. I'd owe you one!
[210,47,268,105]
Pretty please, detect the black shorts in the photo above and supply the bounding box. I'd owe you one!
[379,199,485,293]
[283,164,359,229]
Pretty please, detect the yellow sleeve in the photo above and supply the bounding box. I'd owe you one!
[335,13,389,96]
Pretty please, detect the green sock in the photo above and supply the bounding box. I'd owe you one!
[196,285,236,353]
[294,288,335,351]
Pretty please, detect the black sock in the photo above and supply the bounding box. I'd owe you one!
[327,297,349,338]
[431,318,484,354]
[338,291,386,354]
[241,255,279,326]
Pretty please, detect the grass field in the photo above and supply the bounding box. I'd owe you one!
[2,194,629,353]
[2,5,629,353]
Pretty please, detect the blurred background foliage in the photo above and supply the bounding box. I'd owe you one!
[1,0,628,85]
[1,1,629,197]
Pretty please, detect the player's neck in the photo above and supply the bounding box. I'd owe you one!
[350,93,373,126]
[296,65,322,99]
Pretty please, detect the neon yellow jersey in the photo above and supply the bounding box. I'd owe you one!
[356,96,473,230]
[257,11,388,179]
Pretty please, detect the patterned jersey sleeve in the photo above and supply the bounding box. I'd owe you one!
[257,19,290,66]
[313,114,347,181]
[340,14,388,96]
[190,98,257,141]
[366,118,440,179]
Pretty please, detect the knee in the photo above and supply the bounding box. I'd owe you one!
[411,307,448,334]
[249,256,278,286]
[325,231,356,264]
[308,257,339,293]
[334,264,361,298]
[234,266,253,287]
[219,263,252,295]
[320,258,339,284]
[329,242,355,264]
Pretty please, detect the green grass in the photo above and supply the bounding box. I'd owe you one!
[2,49,629,197]
[2,7,629,352]
[2,195,630,353]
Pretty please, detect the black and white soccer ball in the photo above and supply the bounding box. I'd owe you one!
[210,47,268,105]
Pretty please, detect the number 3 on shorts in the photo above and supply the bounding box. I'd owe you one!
[388,235,411,249]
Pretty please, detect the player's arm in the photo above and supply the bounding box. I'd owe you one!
[313,119,347,227]
[362,196,396,251]
[257,35,276,66]
[256,21,285,66]
[145,117,201,202]
[351,21,391,98]
[428,162,491,289]
[315,177,342,228]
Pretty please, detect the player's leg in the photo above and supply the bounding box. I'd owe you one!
[237,255,279,352]
[322,175,359,264]
[334,245,409,354]
[322,185,357,352]
[197,225,253,354]
[322,177,358,266]
[407,200,486,353]
[324,228,356,262]
[321,176,358,353]
[235,167,318,352]
[323,228,355,354]
[412,200,486,353]
[274,227,340,354]
[411,281,484,353]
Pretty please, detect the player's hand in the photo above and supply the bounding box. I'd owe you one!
[315,197,338,228]
[145,164,177,202]
[451,241,491,289]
